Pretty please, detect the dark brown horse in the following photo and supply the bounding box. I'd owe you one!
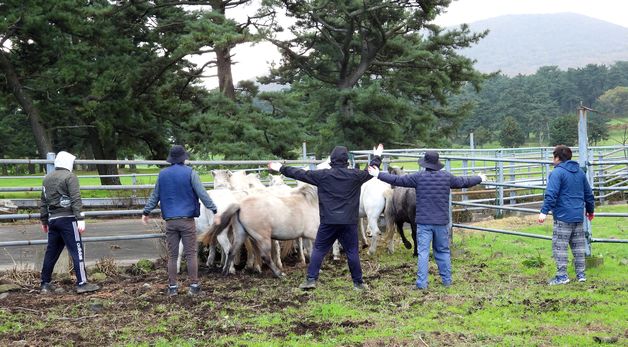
[384,167,418,257]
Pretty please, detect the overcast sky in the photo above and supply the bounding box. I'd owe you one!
[201,0,628,88]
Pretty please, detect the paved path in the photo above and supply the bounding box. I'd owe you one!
[0,219,166,270]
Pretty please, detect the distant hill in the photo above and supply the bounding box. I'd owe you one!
[459,13,628,76]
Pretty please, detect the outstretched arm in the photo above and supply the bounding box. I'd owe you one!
[269,162,321,186]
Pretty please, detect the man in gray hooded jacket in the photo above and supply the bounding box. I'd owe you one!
[40,151,100,294]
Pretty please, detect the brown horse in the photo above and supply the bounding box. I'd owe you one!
[202,184,319,277]
[384,167,418,257]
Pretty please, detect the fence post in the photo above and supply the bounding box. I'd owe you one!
[496,150,504,219]
[461,159,468,202]
[542,148,550,186]
[509,162,516,206]
[46,152,56,174]
[597,152,605,205]
[446,158,453,242]
[578,106,593,257]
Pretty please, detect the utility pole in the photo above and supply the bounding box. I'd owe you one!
[577,104,594,257]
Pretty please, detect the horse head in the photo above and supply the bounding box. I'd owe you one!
[388,166,405,176]
[269,174,285,187]
[212,170,233,189]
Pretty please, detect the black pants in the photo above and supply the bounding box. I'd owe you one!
[41,217,87,286]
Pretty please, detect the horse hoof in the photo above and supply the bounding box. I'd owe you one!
[403,242,412,250]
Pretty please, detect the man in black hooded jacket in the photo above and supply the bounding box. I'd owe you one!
[269,144,383,291]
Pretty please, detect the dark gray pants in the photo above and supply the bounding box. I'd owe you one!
[165,218,198,286]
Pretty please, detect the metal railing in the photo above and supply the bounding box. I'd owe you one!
[1,144,627,250]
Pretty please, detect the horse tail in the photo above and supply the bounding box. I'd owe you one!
[198,203,240,246]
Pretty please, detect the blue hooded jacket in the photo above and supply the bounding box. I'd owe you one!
[541,160,594,222]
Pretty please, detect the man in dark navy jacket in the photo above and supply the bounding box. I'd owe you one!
[269,144,383,291]
[142,145,219,296]
[369,151,485,290]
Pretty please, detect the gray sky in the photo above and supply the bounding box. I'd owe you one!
[201,0,628,88]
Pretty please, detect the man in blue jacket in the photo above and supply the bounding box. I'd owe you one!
[538,145,594,285]
[142,145,219,296]
[269,144,383,291]
[368,151,485,290]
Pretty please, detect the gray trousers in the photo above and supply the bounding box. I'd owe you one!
[552,220,586,277]
[165,218,198,286]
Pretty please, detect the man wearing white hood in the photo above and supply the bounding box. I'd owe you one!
[39,151,100,294]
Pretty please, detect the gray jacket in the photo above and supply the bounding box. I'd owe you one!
[40,168,84,225]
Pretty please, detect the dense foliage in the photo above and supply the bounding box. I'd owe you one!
[454,62,628,147]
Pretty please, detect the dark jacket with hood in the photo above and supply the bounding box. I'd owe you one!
[540,160,594,222]
[40,168,83,225]
[280,146,381,224]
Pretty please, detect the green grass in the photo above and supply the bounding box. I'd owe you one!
[1,206,626,345]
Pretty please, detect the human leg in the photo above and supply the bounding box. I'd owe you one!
[416,224,432,289]
[306,224,339,281]
[552,220,571,278]
[432,224,452,286]
[569,222,586,280]
[40,221,65,285]
[337,224,363,285]
[57,219,88,285]
[178,219,199,284]
[165,220,183,287]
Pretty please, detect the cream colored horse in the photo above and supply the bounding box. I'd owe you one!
[208,184,320,277]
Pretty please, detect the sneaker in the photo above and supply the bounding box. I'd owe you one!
[298,278,317,291]
[167,285,178,297]
[548,275,570,286]
[412,285,427,291]
[40,282,55,294]
[76,283,100,294]
[353,282,369,291]
[188,284,201,296]
[576,273,587,282]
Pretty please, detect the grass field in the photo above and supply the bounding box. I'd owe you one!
[0,205,625,346]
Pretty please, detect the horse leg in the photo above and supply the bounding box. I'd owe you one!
[177,240,183,274]
[245,238,262,273]
[384,222,396,254]
[298,238,306,266]
[272,240,283,270]
[332,240,341,261]
[216,228,234,274]
[224,221,246,276]
[358,218,369,248]
[411,222,418,257]
[257,238,285,278]
[367,215,380,256]
[397,221,412,250]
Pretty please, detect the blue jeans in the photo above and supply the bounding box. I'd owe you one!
[416,224,451,289]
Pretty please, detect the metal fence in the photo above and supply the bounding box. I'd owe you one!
[1,145,627,251]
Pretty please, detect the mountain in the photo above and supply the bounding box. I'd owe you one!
[459,13,628,76]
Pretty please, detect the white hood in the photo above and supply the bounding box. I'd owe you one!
[54,151,76,172]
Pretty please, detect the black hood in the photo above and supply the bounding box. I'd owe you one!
[330,146,349,168]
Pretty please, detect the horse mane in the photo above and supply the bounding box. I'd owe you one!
[293,184,318,205]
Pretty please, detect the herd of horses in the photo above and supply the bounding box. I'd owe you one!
[178,163,419,278]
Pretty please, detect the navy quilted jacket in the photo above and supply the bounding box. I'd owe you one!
[378,169,482,225]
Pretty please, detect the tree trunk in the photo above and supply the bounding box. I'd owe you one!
[87,127,121,185]
[0,51,52,157]
[216,46,236,100]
